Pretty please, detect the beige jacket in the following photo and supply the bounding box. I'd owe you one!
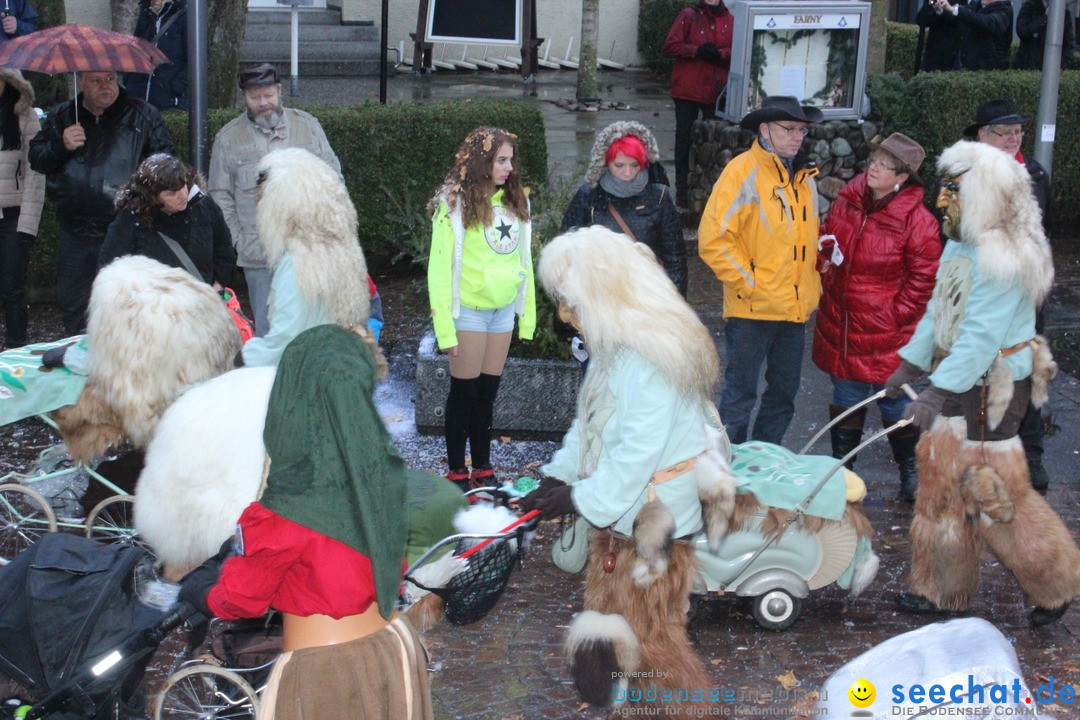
[207,108,339,268]
[0,68,45,236]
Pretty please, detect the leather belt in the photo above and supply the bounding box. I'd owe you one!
[998,339,1035,358]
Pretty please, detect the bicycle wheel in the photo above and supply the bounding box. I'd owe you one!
[154,664,260,720]
[0,483,57,565]
[84,495,147,551]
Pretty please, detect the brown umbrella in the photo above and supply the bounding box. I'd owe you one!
[0,23,168,74]
[0,24,169,122]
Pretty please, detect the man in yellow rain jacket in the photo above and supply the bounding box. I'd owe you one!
[699,96,822,445]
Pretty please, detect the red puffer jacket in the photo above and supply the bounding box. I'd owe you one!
[812,174,942,384]
[663,3,734,105]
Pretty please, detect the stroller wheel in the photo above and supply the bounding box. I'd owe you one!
[0,483,57,565]
[155,663,260,720]
[752,589,802,631]
[84,495,150,554]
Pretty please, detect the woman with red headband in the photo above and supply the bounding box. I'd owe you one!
[560,121,686,296]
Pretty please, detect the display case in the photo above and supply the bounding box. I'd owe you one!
[720,1,871,122]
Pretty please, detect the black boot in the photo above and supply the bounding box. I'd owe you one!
[886,421,920,503]
[829,404,866,470]
[1019,401,1049,492]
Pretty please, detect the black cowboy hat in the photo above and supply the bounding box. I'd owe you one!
[963,99,1033,138]
[739,95,824,131]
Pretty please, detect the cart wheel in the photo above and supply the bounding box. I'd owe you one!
[154,664,260,720]
[752,589,802,631]
[0,483,57,565]
[84,495,144,550]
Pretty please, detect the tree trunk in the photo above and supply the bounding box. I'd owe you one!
[207,0,248,109]
[576,0,599,102]
[867,0,888,75]
[111,0,139,34]
[24,0,67,109]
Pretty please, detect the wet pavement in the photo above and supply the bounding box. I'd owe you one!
[3,69,1079,719]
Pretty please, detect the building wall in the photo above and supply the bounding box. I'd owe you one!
[342,0,646,67]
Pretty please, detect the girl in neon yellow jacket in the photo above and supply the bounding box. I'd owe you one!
[427,127,535,490]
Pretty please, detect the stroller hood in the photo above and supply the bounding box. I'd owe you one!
[0,533,165,698]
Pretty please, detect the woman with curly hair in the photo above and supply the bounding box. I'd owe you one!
[427,127,535,490]
[100,153,234,289]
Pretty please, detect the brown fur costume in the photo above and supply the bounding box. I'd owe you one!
[909,416,1080,611]
[571,533,710,713]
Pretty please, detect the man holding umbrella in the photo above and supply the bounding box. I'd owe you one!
[0,1,38,41]
[29,70,174,334]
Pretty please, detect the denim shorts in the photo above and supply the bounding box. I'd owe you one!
[455,304,516,334]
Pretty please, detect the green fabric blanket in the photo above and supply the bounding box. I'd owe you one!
[0,337,89,426]
[260,325,408,620]
[730,441,847,521]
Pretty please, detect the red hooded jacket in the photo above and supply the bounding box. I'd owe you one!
[663,2,734,106]
[812,174,942,384]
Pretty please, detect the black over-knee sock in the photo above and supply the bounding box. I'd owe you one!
[444,376,478,470]
[469,373,502,469]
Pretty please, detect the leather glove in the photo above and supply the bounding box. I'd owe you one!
[177,539,234,616]
[885,359,924,398]
[904,385,949,429]
[178,559,223,617]
[519,475,566,514]
[535,484,576,520]
[696,42,721,63]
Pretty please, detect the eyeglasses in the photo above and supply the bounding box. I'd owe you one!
[868,156,901,173]
[989,127,1023,139]
[771,122,810,137]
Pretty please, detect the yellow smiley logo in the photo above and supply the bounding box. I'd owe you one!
[848,679,876,708]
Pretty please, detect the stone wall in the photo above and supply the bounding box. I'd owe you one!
[686,119,881,216]
[415,333,581,437]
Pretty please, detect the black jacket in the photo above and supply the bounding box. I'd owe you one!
[560,182,688,296]
[916,0,965,71]
[944,0,1014,69]
[1025,156,1051,232]
[29,89,175,239]
[125,0,189,111]
[1013,1,1075,70]
[99,189,234,287]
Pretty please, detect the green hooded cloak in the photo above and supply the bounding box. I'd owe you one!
[260,325,407,620]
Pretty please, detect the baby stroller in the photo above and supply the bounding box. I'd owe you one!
[0,338,144,565]
[154,616,281,720]
[690,390,914,631]
[0,533,196,720]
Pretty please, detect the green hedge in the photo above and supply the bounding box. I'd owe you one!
[29,99,548,290]
[884,21,920,79]
[866,68,1080,232]
[638,0,686,73]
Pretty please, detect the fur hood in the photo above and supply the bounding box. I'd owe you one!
[937,140,1053,305]
[538,226,719,399]
[255,147,370,329]
[0,68,35,117]
[583,121,662,187]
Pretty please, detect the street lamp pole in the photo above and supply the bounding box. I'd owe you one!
[187,0,209,173]
[1033,0,1066,181]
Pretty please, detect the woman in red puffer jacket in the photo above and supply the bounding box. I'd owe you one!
[812,133,941,503]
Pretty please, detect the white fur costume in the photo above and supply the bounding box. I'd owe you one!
[135,367,274,575]
[53,256,241,463]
